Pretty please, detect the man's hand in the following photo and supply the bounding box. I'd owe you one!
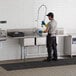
[43,30,47,33]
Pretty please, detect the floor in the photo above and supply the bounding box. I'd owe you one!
[0,59,76,76]
[1,64,76,76]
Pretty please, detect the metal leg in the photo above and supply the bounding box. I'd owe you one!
[38,45,39,54]
[71,55,73,58]
[21,45,23,60]
[24,46,27,62]
[19,39,23,60]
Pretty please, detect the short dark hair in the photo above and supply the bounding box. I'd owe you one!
[46,12,54,18]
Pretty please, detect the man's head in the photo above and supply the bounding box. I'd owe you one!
[46,12,54,20]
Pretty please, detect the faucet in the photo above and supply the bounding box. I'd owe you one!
[36,4,47,27]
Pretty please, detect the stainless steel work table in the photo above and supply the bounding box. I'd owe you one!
[8,34,68,61]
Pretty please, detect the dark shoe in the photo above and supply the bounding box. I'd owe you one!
[43,59,51,62]
[52,58,58,61]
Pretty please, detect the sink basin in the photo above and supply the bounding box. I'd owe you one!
[42,33,47,36]
[37,33,47,36]
[36,36,46,45]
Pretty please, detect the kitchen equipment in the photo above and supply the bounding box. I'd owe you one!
[0,29,7,41]
[64,35,76,57]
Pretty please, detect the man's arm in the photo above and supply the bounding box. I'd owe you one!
[41,21,49,33]
[44,24,49,33]
[44,27,48,33]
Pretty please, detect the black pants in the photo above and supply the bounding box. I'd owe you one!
[46,34,57,60]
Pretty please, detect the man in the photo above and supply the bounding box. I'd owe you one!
[43,12,57,61]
